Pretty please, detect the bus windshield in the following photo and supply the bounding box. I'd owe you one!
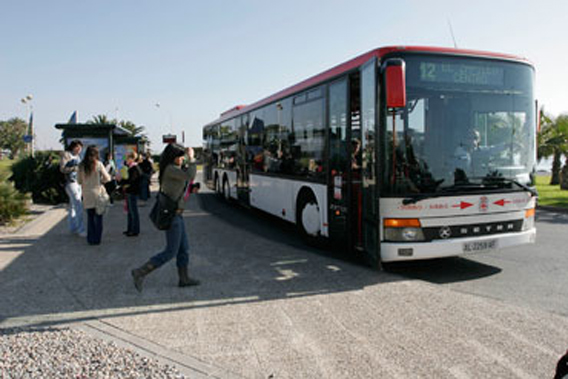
[383,55,536,198]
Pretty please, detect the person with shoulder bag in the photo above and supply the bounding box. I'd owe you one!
[78,145,111,245]
[131,143,199,291]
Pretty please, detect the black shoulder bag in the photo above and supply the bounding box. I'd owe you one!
[149,187,183,231]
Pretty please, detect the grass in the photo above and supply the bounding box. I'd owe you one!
[535,175,568,209]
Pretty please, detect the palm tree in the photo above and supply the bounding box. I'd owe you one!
[119,120,147,138]
[88,114,114,125]
[538,111,568,185]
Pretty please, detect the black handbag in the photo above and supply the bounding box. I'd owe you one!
[149,191,179,230]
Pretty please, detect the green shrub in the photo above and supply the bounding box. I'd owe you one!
[10,151,67,205]
[0,182,29,224]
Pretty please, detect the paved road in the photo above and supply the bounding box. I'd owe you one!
[386,209,568,317]
[1,180,568,378]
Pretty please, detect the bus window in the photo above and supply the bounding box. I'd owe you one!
[220,118,238,169]
[292,91,326,179]
[248,109,265,173]
[329,78,349,179]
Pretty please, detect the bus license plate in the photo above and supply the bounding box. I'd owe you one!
[463,239,497,253]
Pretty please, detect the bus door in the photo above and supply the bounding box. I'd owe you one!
[236,114,251,205]
[327,63,380,266]
[328,77,351,248]
[360,58,380,267]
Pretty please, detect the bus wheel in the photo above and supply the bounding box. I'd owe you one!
[214,175,222,195]
[296,191,321,243]
[222,177,230,201]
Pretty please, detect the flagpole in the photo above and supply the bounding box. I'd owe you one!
[21,95,34,157]
[29,110,34,158]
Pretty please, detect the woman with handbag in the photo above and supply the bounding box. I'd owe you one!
[78,145,111,245]
[131,143,199,291]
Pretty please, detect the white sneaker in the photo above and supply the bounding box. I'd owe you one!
[78,231,87,238]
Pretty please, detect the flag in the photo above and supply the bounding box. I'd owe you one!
[68,111,77,124]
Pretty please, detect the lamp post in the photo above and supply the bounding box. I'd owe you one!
[21,94,34,157]
[155,102,175,144]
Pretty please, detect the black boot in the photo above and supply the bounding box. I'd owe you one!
[131,262,156,292]
[178,266,200,287]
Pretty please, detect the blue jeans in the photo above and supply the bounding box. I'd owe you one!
[86,208,103,245]
[150,215,189,268]
[65,182,85,234]
[126,194,140,234]
[139,175,150,201]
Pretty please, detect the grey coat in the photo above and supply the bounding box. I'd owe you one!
[160,162,197,211]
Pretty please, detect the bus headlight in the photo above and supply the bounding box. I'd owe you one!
[385,227,425,242]
[522,208,535,231]
[384,218,425,242]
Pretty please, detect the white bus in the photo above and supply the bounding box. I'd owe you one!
[203,46,537,267]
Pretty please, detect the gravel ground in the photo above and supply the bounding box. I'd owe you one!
[0,327,186,378]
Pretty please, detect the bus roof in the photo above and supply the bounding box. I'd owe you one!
[205,45,532,128]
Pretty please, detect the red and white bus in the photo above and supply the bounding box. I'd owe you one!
[203,46,537,266]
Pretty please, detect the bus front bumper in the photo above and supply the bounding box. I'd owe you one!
[381,228,536,263]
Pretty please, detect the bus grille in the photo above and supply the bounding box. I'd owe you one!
[422,220,524,242]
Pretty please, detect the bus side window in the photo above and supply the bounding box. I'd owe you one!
[292,88,326,179]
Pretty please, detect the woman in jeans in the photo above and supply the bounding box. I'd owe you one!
[119,152,142,237]
[78,145,111,245]
[131,143,199,291]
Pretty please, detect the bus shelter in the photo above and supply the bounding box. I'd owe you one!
[54,123,145,171]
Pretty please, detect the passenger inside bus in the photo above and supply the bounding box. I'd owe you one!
[351,139,361,171]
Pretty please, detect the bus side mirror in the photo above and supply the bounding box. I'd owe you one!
[383,59,406,109]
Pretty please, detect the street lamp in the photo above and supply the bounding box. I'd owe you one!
[155,102,175,143]
[21,94,34,157]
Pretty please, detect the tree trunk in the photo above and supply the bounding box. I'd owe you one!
[550,150,562,185]
[561,162,568,190]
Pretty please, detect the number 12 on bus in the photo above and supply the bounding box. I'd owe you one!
[203,46,537,266]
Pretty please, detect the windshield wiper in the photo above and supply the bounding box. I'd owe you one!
[474,176,538,197]
[402,178,537,206]
[402,183,486,205]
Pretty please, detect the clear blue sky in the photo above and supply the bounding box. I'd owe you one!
[1,0,567,151]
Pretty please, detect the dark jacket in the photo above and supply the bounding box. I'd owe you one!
[139,159,154,176]
[121,164,142,195]
[160,162,196,211]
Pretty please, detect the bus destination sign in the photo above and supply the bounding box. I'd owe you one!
[419,62,504,86]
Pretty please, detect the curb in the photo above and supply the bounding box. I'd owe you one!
[75,321,243,379]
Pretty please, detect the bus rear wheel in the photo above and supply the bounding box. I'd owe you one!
[214,175,221,195]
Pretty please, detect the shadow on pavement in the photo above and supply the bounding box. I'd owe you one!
[536,209,568,225]
[384,257,502,284]
[0,183,510,330]
[0,188,388,329]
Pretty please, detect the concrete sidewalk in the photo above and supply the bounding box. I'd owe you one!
[1,180,568,378]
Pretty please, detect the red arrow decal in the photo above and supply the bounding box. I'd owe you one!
[452,201,474,210]
[494,199,511,207]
